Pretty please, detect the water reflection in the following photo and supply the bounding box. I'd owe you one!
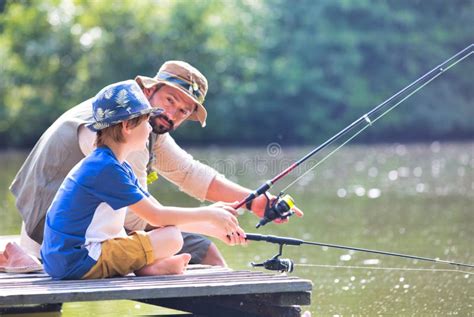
[363,259,380,265]
[340,254,351,261]
[0,142,472,315]
[367,188,381,198]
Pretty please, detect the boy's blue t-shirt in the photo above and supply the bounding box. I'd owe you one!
[41,146,149,280]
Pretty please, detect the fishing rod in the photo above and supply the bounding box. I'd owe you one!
[246,233,474,273]
[235,44,474,228]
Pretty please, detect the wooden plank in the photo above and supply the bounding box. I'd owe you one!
[146,291,311,307]
[0,270,312,306]
[141,291,311,307]
[0,275,310,293]
[0,270,300,287]
[1,236,313,316]
[0,270,303,287]
[143,296,304,317]
[0,279,312,306]
[0,272,48,280]
[0,303,62,315]
[227,291,312,306]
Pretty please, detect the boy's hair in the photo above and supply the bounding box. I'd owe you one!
[95,114,150,147]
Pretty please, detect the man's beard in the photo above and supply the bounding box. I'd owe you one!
[149,113,175,134]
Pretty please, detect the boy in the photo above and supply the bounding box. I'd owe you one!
[41,80,246,280]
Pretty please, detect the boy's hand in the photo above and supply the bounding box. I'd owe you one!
[224,226,247,246]
[211,201,239,216]
[207,202,239,234]
[211,225,247,246]
[206,202,247,245]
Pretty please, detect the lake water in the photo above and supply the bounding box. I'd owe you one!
[1,142,473,316]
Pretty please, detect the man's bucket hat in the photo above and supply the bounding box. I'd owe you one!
[87,80,161,132]
[135,61,208,127]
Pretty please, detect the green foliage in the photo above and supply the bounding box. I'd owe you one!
[0,0,472,148]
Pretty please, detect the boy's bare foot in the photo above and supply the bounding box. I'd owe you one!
[135,253,191,276]
[0,242,43,273]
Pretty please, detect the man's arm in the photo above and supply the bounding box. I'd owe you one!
[153,133,303,220]
[153,133,220,200]
[78,125,96,156]
[205,175,250,204]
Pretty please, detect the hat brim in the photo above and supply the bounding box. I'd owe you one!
[135,75,207,128]
[86,107,162,132]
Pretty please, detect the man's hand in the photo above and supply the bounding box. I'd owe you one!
[205,176,303,224]
[247,194,304,224]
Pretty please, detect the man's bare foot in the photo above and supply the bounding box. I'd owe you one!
[0,242,42,273]
[135,253,192,276]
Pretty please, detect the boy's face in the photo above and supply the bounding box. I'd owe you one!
[128,118,152,150]
[147,85,196,134]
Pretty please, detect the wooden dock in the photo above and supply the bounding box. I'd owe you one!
[1,245,313,317]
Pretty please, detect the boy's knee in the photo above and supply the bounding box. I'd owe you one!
[149,226,183,256]
[165,226,184,252]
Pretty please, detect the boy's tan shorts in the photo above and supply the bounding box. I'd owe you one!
[82,231,154,279]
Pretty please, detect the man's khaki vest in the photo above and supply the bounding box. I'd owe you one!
[10,100,93,243]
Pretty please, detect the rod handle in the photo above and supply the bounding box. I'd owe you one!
[246,233,304,246]
[235,181,272,209]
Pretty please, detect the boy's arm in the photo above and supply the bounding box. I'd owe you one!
[128,197,245,241]
[140,196,244,244]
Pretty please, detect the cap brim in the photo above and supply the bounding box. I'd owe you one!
[135,75,207,127]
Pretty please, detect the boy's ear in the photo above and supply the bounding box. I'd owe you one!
[121,121,133,135]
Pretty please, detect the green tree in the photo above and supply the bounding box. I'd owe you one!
[0,0,472,148]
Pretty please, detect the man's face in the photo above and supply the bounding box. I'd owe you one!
[147,85,196,134]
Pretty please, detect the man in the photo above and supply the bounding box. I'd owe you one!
[8,61,303,269]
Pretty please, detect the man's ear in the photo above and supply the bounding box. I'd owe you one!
[142,87,151,97]
[142,87,155,98]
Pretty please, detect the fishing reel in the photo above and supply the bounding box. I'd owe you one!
[251,256,294,273]
[251,243,294,273]
[256,193,295,228]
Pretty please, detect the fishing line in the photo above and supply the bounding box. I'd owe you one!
[234,44,473,227]
[246,233,474,272]
[295,263,474,275]
[280,49,474,193]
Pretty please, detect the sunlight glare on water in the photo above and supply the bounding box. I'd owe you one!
[388,170,399,180]
[340,254,352,261]
[337,188,347,198]
[367,188,381,199]
[0,142,472,315]
[363,259,381,265]
[354,186,366,197]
